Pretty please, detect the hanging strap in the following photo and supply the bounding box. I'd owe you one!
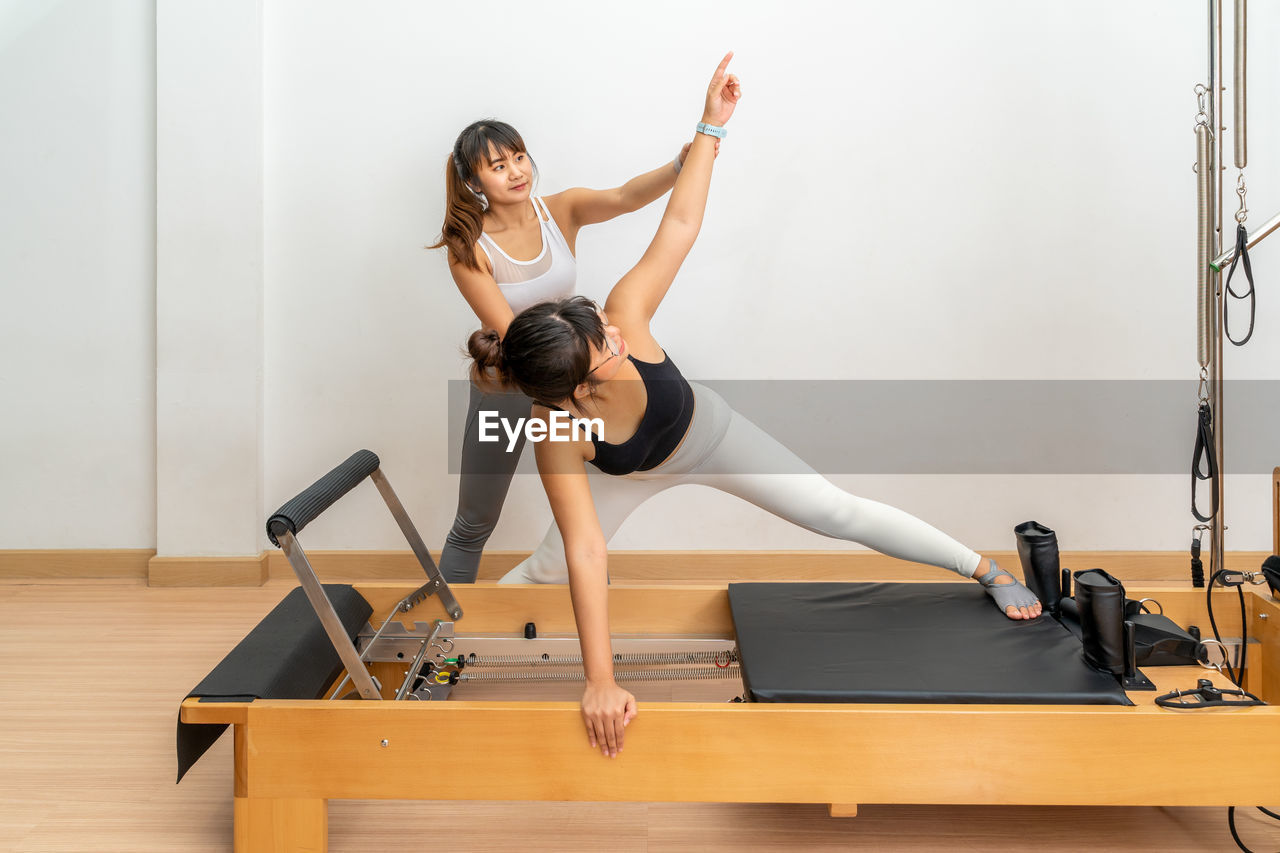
[1191,402,1219,523]
[1224,223,1257,345]
[1189,528,1206,588]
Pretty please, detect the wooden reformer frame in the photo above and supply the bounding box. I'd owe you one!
[180,580,1280,853]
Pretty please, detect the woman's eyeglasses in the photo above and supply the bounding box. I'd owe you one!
[585,331,620,378]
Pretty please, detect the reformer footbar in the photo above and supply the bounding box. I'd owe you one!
[266,449,463,700]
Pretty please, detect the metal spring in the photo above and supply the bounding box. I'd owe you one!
[1196,121,1213,368]
[1234,0,1246,169]
[462,650,738,668]
[458,664,741,683]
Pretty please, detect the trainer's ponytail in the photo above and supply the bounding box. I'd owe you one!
[430,153,488,270]
[428,119,534,272]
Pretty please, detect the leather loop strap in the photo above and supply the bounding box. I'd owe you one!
[1191,403,1218,523]
[1224,223,1256,346]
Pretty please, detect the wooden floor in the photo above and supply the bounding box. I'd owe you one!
[3,577,1280,852]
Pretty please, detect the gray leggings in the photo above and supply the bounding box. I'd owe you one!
[439,382,534,583]
[499,383,983,584]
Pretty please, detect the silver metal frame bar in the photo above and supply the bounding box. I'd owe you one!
[1208,0,1227,580]
[370,468,463,621]
[279,529,382,700]
[395,621,445,700]
[1234,0,1247,169]
[1212,207,1280,270]
[327,602,410,699]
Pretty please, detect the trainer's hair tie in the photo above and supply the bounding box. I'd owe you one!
[465,183,489,211]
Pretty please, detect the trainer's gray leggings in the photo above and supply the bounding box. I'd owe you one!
[499,383,983,584]
[440,382,533,583]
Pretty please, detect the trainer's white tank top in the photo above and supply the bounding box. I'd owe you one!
[476,196,576,314]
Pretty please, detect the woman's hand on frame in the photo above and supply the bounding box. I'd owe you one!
[581,679,638,758]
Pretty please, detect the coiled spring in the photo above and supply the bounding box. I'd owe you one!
[462,649,738,668]
[459,664,741,683]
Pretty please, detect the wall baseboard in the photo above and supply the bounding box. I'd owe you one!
[1,549,1273,586]
[147,554,269,587]
[0,549,154,580]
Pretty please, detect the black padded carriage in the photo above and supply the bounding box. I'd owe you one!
[728,582,1131,705]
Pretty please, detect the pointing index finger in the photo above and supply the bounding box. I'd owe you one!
[712,51,734,81]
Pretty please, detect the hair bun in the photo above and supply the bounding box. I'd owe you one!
[466,327,507,389]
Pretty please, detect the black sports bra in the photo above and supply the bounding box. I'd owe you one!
[588,353,695,476]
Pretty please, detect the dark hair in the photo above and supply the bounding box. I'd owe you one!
[428,119,536,271]
[468,297,606,406]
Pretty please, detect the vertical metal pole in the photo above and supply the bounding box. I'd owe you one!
[1234,0,1247,169]
[1209,0,1227,580]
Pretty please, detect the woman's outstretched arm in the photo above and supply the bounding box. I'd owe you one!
[552,143,706,230]
[605,52,741,326]
[534,422,637,757]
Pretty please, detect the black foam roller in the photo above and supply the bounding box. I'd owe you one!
[266,449,380,546]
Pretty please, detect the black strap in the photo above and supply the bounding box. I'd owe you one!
[1189,535,1205,588]
[1155,678,1265,709]
[1224,224,1256,346]
[1192,402,1218,523]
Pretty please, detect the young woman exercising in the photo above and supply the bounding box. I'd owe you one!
[469,54,1042,758]
[431,119,715,584]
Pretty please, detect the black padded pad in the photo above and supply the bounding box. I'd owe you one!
[728,582,1131,706]
[175,585,373,782]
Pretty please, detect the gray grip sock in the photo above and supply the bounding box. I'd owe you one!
[976,558,1040,615]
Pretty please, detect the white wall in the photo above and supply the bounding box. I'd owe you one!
[262,0,1280,554]
[156,0,264,556]
[1,1,1277,557]
[0,0,155,548]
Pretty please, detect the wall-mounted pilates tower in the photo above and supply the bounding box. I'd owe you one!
[1195,0,1272,584]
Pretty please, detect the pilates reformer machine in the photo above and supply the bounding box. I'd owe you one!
[176,449,1280,853]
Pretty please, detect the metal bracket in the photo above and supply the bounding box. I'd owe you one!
[370,468,463,621]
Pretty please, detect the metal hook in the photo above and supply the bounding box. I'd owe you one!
[1193,84,1211,129]
[1197,638,1228,673]
[1197,368,1210,403]
[1235,172,1248,224]
[1192,523,1210,546]
[1135,598,1164,616]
